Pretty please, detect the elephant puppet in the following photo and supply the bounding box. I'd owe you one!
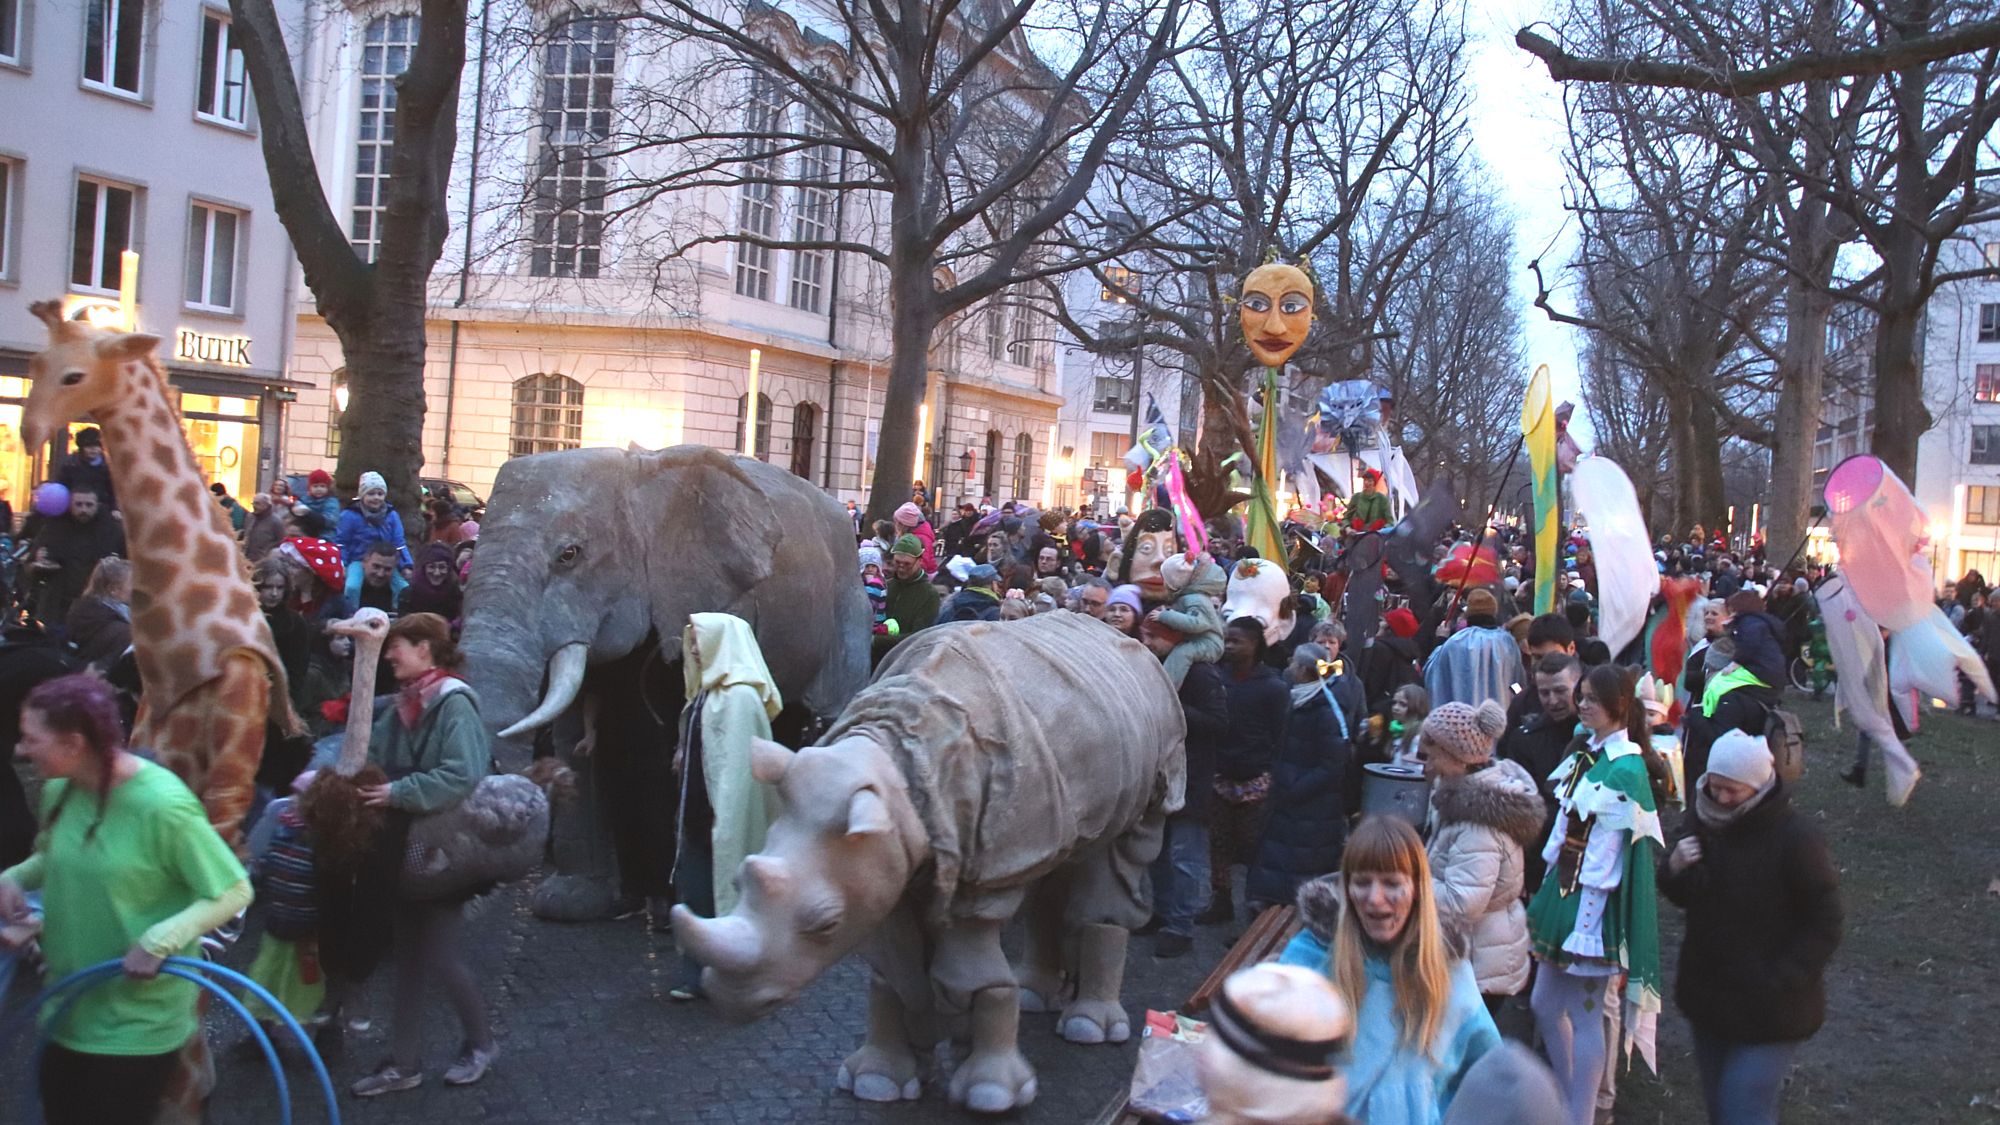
[458,445,872,918]
[672,612,1186,1114]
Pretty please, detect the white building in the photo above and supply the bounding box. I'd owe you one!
[1814,227,2000,580]
[0,0,306,505]
[278,0,1065,508]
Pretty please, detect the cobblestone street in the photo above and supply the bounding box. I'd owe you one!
[208,875,1231,1125]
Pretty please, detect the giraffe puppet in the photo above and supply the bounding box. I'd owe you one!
[23,301,302,845]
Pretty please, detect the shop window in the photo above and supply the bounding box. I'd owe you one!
[184,202,241,312]
[83,0,145,96]
[71,177,136,294]
[196,11,247,125]
[511,373,584,457]
[735,392,772,460]
[352,14,419,263]
[1012,431,1032,502]
[790,402,818,481]
[529,14,615,278]
[180,392,260,501]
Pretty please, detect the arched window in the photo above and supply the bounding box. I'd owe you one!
[790,402,819,481]
[982,429,1001,499]
[510,373,584,457]
[1012,431,1033,503]
[327,368,348,457]
[735,392,773,460]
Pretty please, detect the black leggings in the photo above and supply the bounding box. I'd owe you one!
[39,1042,178,1125]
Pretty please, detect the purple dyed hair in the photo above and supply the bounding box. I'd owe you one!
[27,674,128,840]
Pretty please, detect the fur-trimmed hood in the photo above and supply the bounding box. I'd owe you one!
[1293,873,1471,959]
[1430,758,1546,847]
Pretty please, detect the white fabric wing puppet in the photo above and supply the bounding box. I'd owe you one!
[1824,456,1996,718]
[1570,456,1660,659]
[1814,576,1922,807]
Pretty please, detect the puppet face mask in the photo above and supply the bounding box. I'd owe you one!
[1239,263,1314,367]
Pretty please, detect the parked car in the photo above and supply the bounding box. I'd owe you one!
[279,473,486,521]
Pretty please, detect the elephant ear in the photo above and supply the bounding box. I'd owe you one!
[629,446,784,607]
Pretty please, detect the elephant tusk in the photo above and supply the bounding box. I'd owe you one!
[497,643,589,739]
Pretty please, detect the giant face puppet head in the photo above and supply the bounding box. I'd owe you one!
[1116,508,1179,603]
[1239,263,1314,368]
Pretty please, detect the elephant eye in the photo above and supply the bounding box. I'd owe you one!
[557,544,582,565]
[61,370,85,386]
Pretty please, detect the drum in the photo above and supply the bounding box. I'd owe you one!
[1360,762,1430,827]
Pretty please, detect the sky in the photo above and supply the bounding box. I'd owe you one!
[1462,0,1595,441]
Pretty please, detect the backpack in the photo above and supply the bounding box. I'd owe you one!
[1764,703,1807,782]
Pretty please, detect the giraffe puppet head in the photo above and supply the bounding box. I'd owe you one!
[24,300,162,450]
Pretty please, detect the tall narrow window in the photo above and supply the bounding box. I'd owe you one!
[984,299,1004,361]
[530,15,615,278]
[1,0,22,64]
[734,393,773,460]
[184,203,240,311]
[83,0,145,95]
[197,12,247,124]
[790,402,819,480]
[1012,431,1033,502]
[1977,365,2000,405]
[1006,290,1034,366]
[71,178,136,293]
[0,160,15,282]
[510,373,585,456]
[352,14,419,263]
[982,429,1000,498]
[788,112,835,312]
[327,369,347,457]
[1974,425,2000,467]
[1981,303,2000,344]
[734,70,783,300]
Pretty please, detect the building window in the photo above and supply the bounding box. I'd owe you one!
[510,373,584,457]
[530,15,615,279]
[0,159,15,281]
[985,299,1004,361]
[196,11,247,124]
[1006,291,1034,366]
[83,0,144,96]
[733,69,783,300]
[1100,265,1137,304]
[1975,425,2000,466]
[1986,242,2000,271]
[790,402,818,481]
[982,429,1000,498]
[1,0,21,64]
[788,119,834,312]
[327,369,347,457]
[734,392,772,460]
[183,203,240,312]
[352,14,419,264]
[71,178,136,293]
[1968,486,2000,527]
[1982,304,2000,344]
[1012,431,1032,502]
[1978,364,2000,404]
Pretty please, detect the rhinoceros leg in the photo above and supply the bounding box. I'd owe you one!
[1051,812,1161,1045]
[1016,875,1072,1014]
[933,920,1037,1114]
[1059,923,1132,1044]
[839,904,934,1103]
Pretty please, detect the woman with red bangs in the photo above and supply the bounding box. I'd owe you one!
[1280,816,1499,1124]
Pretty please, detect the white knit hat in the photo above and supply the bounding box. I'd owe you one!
[1703,729,1774,790]
[357,470,388,498]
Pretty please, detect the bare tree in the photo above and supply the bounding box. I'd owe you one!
[1040,0,1470,514]
[229,0,466,512]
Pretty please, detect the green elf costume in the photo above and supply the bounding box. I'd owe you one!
[1525,726,1665,1101]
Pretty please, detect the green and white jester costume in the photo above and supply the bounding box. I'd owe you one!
[1526,727,1664,1073]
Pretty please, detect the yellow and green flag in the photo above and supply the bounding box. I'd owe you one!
[1523,364,1558,614]
[1245,366,1287,571]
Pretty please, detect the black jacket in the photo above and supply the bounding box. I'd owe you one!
[1659,784,1843,1043]
[64,596,132,668]
[1682,680,1779,786]
[1246,684,1357,907]
[1218,662,1290,782]
[1358,635,1422,710]
[1497,712,1580,893]
[1176,661,1229,821]
[938,588,1002,624]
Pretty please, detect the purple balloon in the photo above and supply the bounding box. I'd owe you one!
[32,481,70,517]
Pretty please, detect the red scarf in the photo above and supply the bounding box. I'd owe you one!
[396,667,454,728]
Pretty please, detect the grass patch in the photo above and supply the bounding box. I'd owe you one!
[1615,698,2000,1123]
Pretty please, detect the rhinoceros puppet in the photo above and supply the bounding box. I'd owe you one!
[672,611,1186,1114]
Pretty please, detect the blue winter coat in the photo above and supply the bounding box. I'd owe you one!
[1246,680,1361,907]
[334,505,412,567]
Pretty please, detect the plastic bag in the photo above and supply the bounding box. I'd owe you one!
[1128,1009,1209,1122]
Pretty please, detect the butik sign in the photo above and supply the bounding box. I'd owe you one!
[175,329,252,368]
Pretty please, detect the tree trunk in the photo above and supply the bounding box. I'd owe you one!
[1686,392,1728,533]
[1663,380,1698,536]
[1870,281,1931,487]
[327,305,431,528]
[1768,272,1831,559]
[865,255,939,525]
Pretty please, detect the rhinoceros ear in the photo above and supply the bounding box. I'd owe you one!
[750,738,795,784]
[845,788,893,836]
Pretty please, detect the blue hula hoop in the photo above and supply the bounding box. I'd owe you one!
[7,955,340,1124]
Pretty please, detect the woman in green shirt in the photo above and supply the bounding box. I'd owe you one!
[0,674,250,1125]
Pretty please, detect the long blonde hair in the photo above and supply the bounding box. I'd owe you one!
[1331,817,1454,1058]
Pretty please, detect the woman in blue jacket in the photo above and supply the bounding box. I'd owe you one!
[1245,643,1361,914]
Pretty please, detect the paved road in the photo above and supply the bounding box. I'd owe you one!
[207,875,1239,1124]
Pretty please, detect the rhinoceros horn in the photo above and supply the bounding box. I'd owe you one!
[670,908,765,975]
[846,789,892,836]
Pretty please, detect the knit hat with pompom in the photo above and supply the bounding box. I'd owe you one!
[1420,700,1508,765]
